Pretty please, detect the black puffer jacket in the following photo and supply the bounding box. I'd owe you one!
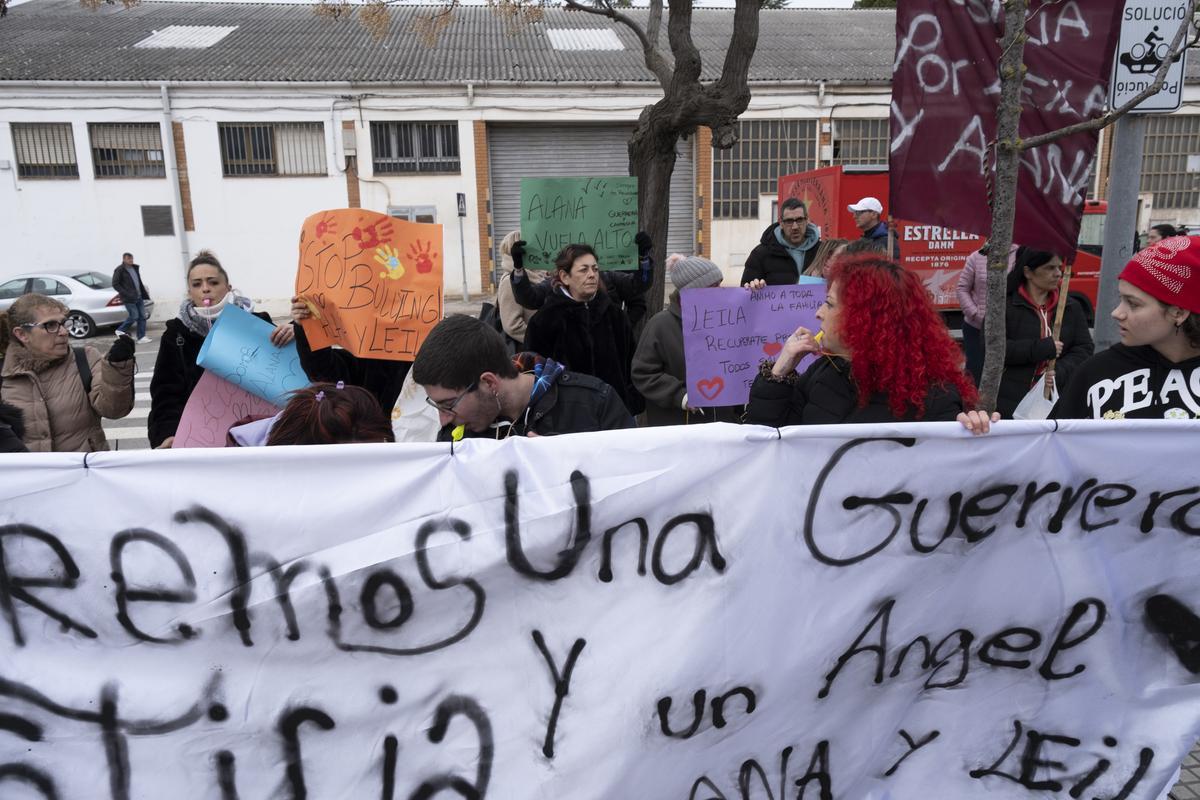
[993,289,1093,418]
[739,222,820,286]
[524,288,643,415]
[294,326,409,416]
[745,357,965,425]
[1053,344,1200,420]
[148,312,274,447]
[0,401,27,453]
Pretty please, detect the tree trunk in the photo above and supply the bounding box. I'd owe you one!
[977,0,1027,413]
[629,105,680,318]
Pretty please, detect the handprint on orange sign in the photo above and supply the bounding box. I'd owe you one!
[296,209,443,362]
[375,245,406,280]
[352,219,395,250]
[409,240,438,274]
[313,212,338,240]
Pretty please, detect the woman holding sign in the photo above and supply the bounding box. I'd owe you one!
[993,247,1093,419]
[148,250,293,449]
[524,243,643,415]
[746,255,975,425]
[633,254,742,425]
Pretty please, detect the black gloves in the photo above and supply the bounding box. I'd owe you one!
[107,335,135,364]
[634,231,653,280]
[635,231,652,259]
[511,240,527,271]
[1033,337,1057,362]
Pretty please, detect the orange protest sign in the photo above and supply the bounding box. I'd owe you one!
[294,209,443,361]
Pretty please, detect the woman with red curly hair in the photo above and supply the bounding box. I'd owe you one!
[746,254,976,425]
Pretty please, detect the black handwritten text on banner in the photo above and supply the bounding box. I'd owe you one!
[0,422,1198,797]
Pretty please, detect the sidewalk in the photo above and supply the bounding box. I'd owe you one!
[443,294,487,318]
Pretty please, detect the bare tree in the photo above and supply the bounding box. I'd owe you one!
[324,0,762,309]
[562,0,761,309]
[976,0,1197,412]
[60,0,763,309]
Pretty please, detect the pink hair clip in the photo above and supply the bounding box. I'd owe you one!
[315,391,326,402]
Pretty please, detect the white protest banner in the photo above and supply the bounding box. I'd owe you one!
[2,421,1200,799]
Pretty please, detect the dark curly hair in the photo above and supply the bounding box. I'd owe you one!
[826,255,978,418]
[267,383,394,446]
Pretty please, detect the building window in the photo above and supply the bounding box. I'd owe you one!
[1142,114,1200,210]
[218,122,327,177]
[11,123,79,179]
[831,118,889,167]
[89,123,166,178]
[141,205,175,236]
[371,122,460,174]
[713,119,818,219]
[387,205,437,223]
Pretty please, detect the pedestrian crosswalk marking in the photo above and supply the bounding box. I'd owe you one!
[106,427,150,441]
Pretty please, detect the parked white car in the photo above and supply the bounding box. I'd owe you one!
[0,272,155,339]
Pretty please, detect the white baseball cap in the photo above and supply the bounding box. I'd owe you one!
[847,197,883,214]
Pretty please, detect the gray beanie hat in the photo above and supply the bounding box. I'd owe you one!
[669,255,724,292]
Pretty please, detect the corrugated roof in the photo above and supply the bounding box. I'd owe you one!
[0,1,897,84]
[133,24,238,48]
[545,27,623,52]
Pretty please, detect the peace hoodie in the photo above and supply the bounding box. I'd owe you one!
[1051,343,1200,420]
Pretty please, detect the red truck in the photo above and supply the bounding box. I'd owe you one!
[777,166,1106,322]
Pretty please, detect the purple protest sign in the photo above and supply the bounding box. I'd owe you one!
[680,284,826,408]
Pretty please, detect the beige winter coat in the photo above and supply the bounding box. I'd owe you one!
[0,342,135,452]
[496,250,546,345]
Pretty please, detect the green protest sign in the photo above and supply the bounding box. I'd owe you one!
[519,176,638,270]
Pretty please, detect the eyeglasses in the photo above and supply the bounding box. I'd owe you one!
[20,319,67,334]
[425,380,478,413]
[780,217,808,227]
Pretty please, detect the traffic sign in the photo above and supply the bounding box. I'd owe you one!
[1109,0,1189,113]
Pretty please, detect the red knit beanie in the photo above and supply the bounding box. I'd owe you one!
[1120,235,1200,313]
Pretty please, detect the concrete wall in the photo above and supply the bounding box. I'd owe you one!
[3,80,1198,312]
[0,82,700,311]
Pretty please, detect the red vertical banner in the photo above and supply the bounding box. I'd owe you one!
[890,1,1125,256]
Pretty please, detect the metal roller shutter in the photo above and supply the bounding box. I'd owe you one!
[488,123,695,277]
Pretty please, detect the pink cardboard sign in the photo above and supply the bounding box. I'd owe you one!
[173,371,281,448]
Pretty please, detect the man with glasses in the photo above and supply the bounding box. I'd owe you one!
[411,315,634,441]
[740,198,822,286]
